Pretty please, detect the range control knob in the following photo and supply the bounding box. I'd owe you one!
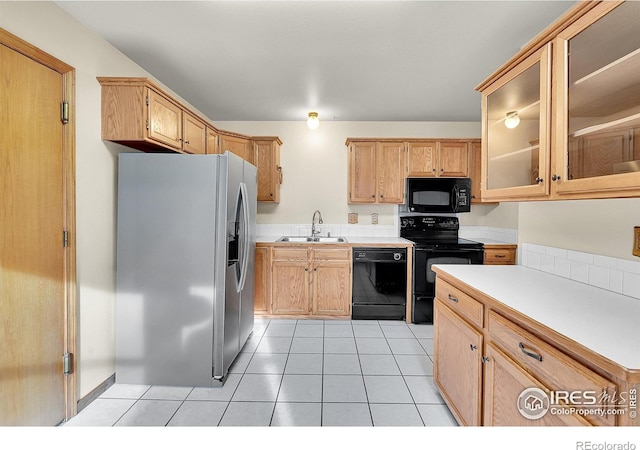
[393,252,402,261]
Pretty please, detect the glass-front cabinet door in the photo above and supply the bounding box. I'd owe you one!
[554,1,640,197]
[481,44,551,201]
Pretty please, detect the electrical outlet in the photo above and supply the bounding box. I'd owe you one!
[371,213,378,224]
[634,226,640,257]
[348,213,358,224]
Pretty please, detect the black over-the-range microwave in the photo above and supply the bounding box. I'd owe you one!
[406,177,472,213]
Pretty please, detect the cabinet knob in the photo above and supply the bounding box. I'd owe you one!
[469,344,477,351]
[552,174,561,181]
[535,177,543,184]
[305,267,309,272]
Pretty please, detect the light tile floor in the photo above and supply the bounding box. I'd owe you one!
[64,318,457,427]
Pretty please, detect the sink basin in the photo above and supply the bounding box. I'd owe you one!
[311,236,348,243]
[276,236,312,242]
[276,236,348,243]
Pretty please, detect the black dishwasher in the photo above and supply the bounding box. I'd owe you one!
[352,247,407,320]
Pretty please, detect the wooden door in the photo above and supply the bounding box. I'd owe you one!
[182,111,206,154]
[255,139,281,202]
[1,33,75,425]
[469,141,482,203]
[376,141,406,203]
[483,344,590,426]
[348,141,377,203]
[407,141,437,176]
[220,135,251,163]
[271,261,309,314]
[253,246,269,314]
[433,299,483,426]
[147,88,182,149]
[311,261,351,316]
[439,142,469,177]
[206,128,220,154]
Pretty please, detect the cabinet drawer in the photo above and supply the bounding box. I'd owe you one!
[435,278,483,328]
[312,247,351,261]
[488,311,617,426]
[272,246,309,261]
[483,247,516,265]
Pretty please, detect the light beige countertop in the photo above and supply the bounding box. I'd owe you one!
[432,264,640,370]
[470,238,517,245]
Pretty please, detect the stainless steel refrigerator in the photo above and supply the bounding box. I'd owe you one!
[115,152,256,387]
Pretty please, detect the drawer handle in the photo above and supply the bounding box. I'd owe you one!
[495,254,506,258]
[448,294,458,303]
[519,342,543,362]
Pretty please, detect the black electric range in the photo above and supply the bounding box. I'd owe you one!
[400,216,484,323]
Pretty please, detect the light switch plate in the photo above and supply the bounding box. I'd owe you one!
[371,213,378,224]
[348,213,358,224]
[634,226,640,257]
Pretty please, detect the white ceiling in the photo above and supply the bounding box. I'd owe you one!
[56,0,575,123]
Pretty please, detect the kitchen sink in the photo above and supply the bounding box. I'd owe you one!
[276,236,348,243]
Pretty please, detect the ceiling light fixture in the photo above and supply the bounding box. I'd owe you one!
[307,112,319,130]
[504,111,520,129]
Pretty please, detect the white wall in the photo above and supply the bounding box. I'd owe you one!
[518,198,640,261]
[0,1,187,398]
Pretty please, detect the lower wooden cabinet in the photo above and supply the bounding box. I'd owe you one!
[256,244,352,318]
[483,343,590,426]
[253,245,270,315]
[483,244,517,265]
[434,298,483,426]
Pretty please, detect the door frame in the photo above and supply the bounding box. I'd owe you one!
[0,28,77,420]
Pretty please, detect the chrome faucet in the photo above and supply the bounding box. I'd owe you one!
[311,210,323,237]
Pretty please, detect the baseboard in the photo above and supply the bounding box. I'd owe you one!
[76,373,116,412]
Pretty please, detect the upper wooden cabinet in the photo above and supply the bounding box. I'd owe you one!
[100,77,205,154]
[182,111,207,155]
[479,44,551,201]
[219,133,253,164]
[477,0,640,201]
[98,77,283,201]
[346,138,476,205]
[554,0,640,198]
[253,137,283,203]
[347,140,406,204]
[407,141,470,177]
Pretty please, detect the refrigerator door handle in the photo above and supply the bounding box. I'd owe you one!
[237,182,250,292]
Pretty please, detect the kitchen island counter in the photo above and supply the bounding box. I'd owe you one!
[431,263,640,426]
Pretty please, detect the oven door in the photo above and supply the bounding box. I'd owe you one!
[412,247,483,323]
[414,247,483,296]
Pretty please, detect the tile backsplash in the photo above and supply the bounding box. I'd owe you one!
[256,223,398,238]
[521,243,640,300]
[459,226,518,244]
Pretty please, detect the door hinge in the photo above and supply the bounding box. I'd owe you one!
[61,101,69,124]
[145,95,149,106]
[63,230,69,248]
[63,353,73,375]
[146,119,149,130]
